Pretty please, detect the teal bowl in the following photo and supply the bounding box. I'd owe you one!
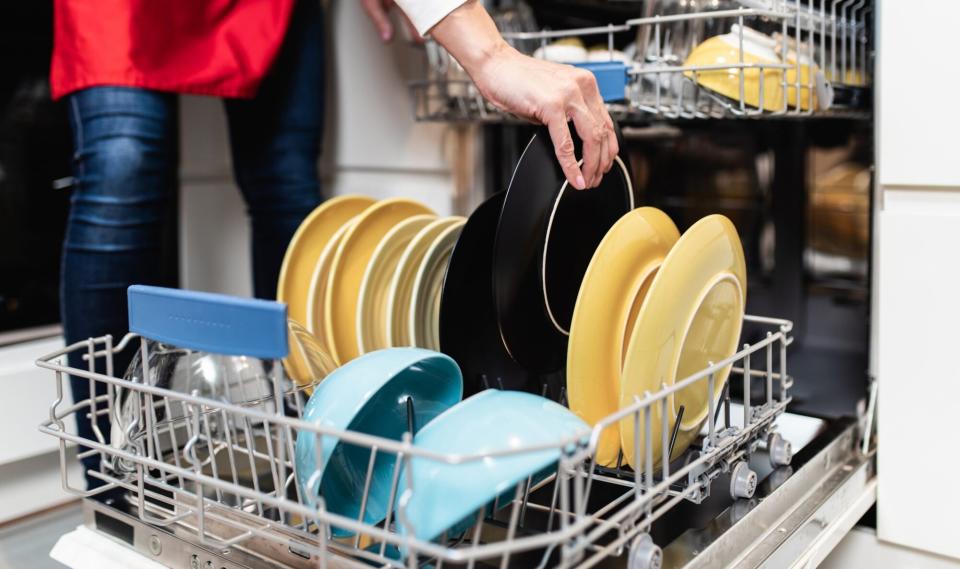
[295,348,462,536]
[397,390,589,543]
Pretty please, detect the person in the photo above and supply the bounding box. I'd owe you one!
[53,0,617,489]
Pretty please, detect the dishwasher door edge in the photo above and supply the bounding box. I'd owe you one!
[665,421,876,569]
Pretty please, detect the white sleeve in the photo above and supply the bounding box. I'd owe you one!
[394,0,469,36]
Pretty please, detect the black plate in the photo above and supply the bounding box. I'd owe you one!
[438,193,530,397]
[493,126,634,373]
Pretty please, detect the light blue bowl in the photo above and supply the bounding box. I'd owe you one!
[295,348,462,537]
[397,390,589,543]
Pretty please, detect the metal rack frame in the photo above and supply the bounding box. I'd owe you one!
[36,314,794,568]
[411,1,872,122]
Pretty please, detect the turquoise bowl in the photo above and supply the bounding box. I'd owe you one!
[295,348,462,536]
[397,390,589,543]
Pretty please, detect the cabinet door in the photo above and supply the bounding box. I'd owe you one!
[876,192,960,560]
[0,336,70,463]
[878,1,960,187]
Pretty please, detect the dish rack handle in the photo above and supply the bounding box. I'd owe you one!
[126,285,289,359]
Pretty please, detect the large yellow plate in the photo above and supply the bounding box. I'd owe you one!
[306,217,360,354]
[409,218,466,350]
[566,208,680,467]
[619,214,746,469]
[356,214,437,355]
[324,198,435,364]
[277,195,376,383]
[386,217,463,348]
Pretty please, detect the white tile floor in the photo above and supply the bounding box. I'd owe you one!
[0,503,82,569]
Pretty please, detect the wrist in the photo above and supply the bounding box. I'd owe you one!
[431,0,512,77]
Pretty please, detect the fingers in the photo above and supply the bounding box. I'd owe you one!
[605,126,619,174]
[566,98,602,189]
[580,71,618,184]
[361,0,394,42]
[545,111,586,190]
[569,69,612,188]
[598,134,610,181]
[605,113,619,169]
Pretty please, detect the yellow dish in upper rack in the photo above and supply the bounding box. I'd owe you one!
[684,30,785,111]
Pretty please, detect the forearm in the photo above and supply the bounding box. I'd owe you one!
[429,0,513,79]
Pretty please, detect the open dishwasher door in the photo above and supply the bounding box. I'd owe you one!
[660,416,875,569]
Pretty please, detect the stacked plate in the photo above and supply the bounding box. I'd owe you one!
[282,128,748,473]
[567,210,746,468]
[277,196,465,371]
[439,127,637,399]
[433,126,748,468]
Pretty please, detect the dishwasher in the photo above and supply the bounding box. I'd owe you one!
[33,1,877,567]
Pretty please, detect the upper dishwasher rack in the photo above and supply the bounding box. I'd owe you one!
[410,0,873,122]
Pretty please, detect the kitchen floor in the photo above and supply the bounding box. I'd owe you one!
[0,503,81,569]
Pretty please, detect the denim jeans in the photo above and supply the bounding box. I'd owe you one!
[61,0,324,488]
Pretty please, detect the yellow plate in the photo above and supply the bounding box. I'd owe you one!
[356,214,437,355]
[324,198,435,364]
[619,214,746,469]
[566,208,680,467]
[684,33,784,111]
[306,217,360,355]
[409,218,466,350]
[386,217,463,348]
[277,195,376,383]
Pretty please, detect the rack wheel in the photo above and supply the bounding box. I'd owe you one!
[628,533,662,569]
[730,461,757,500]
[767,432,793,467]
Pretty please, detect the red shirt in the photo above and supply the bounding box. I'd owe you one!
[50,0,295,100]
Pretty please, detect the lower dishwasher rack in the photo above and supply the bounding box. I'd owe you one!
[35,314,877,568]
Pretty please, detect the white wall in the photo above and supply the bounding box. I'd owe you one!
[875,0,960,561]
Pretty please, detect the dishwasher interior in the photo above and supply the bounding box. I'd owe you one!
[38,1,878,568]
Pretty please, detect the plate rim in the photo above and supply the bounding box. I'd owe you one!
[277,195,376,381]
[355,214,438,355]
[408,218,467,349]
[323,198,435,364]
[542,155,636,336]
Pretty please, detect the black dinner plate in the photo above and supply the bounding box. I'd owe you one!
[438,192,530,397]
[492,125,634,374]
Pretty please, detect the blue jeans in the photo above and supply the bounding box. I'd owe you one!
[62,0,324,488]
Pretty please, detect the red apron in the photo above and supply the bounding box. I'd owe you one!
[50,0,296,100]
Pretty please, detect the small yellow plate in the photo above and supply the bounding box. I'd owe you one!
[386,217,463,348]
[306,217,360,355]
[324,198,434,364]
[619,214,746,469]
[409,218,466,350]
[356,214,437,355]
[566,208,680,467]
[277,195,376,383]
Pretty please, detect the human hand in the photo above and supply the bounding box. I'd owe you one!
[360,0,423,43]
[474,48,617,190]
[430,1,617,189]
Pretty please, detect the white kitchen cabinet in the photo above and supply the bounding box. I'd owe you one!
[874,0,960,560]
